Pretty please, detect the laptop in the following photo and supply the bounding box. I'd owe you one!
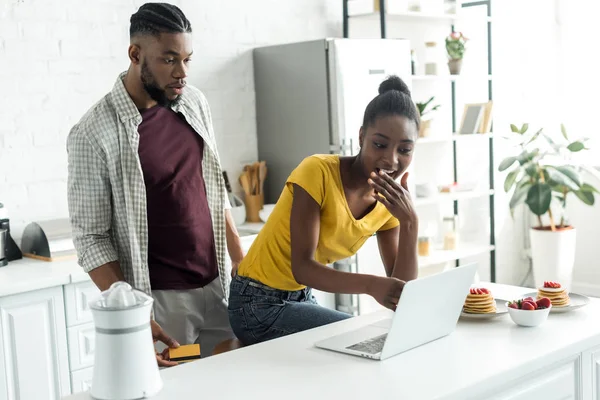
[314,263,477,360]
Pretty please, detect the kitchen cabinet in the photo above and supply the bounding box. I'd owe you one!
[0,286,71,400]
[63,281,99,395]
[61,284,600,400]
[486,356,581,400]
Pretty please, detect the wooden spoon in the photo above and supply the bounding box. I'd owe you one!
[258,161,267,196]
[239,173,251,196]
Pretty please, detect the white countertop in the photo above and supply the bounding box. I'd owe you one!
[0,257,88,297]
[62,283,600,400]
[0,223,261,298]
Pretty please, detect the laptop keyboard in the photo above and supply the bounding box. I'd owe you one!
[346,334,388,354]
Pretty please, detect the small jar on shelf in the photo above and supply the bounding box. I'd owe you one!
[417,222,436,257]
[424,41,440,75]
[418,236,432,257]
[443,215,459,250]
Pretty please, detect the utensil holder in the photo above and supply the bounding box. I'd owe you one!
[245,194,263,222]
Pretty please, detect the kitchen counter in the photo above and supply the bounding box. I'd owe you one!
[62,283,600,400]
[0,257,86,297]
[0,225,261,298]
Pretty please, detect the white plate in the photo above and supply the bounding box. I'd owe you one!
[522,292,590,313]
[460,299,508,320]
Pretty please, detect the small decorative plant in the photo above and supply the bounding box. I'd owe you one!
[445,31,468,60]
[415,96,440,138]
[498,123,599,230]
[416,96,441,120]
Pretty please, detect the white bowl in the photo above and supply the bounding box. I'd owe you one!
[506,302,552,327]
[259,204,276,222]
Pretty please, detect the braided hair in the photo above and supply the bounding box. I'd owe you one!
[130,2,192,38]
[362,75,420,130]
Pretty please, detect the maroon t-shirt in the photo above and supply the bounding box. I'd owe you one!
[138,105,218,290]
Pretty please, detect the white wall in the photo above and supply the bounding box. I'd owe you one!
[491,0,564,285]
[1,0,580,290]
[0,0,341,237]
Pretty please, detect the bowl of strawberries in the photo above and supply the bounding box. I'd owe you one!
[505,296,552,327]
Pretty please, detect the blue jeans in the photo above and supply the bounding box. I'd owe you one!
[228,275,352,345]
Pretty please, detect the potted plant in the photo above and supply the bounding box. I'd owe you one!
[499,123,599,290]
[445,31,468,75]
[415,96,440,138]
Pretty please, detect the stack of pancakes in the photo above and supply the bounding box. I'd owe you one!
[537,287,570,307]
[463,291,496,314]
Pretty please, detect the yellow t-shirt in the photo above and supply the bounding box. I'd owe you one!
[237,154,400,291]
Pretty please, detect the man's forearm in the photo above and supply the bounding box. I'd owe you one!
[224,209,244,262]
[391,222,419,281]
[88,261,125,291]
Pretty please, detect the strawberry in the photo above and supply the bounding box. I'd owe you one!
[523,296,535,303]
[470,288,489,295]
[536,297,551,309]
[544,281,561,289]
[508,302,518,309]
[511,299,523,309]
[522,301,536,311]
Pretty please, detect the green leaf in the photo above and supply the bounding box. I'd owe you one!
[509,182,530,210]
[526,183,552,216]
[574,189,595,206]
[520,123,529,134]
[526,128,543,145]
[498,157,517,172]
[543,133,561,152]
[567,141,585,152]
[510,124,520,133]
[581,183,600,194]
[550,184,567,193]
[504,170,519,192]
[555,165,581,186]
[525,163,538,178]
[561,124,568,141]
[546,167,580,191]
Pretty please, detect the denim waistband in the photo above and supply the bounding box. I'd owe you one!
[232,275,311,302]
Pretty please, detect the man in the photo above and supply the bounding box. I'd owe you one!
[67,3,245,365]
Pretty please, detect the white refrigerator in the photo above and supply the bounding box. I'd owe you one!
[253,38,412,314]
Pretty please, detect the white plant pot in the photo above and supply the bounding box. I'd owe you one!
[529,227,576,291]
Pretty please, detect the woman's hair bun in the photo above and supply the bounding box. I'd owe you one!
[378,75,411,97]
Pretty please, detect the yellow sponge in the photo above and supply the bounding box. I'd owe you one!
[168,344,201,363]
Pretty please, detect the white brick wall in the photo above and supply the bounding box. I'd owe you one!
[0,0,341,237]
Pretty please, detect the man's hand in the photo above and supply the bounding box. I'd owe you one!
[151,319,180,367]
[225,209,245,277]
[231,260,241,278]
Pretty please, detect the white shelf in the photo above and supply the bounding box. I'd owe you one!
[414,189,494,207]
[348,11,493,23]
[417,133,493,144]
[412,74,493,82]
[419,244,495,268]
[349,10,459,22]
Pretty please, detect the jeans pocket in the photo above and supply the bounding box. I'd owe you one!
[228,306,247,330]
[249,296,286,325]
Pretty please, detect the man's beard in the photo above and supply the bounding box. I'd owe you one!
[140,60,180,108]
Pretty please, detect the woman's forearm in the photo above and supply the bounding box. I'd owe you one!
[391,222,419,281]
[293,259,377,295]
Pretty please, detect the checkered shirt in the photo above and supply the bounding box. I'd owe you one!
[67,72,231,297]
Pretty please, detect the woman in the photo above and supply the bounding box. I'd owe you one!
[228,75,420,345]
